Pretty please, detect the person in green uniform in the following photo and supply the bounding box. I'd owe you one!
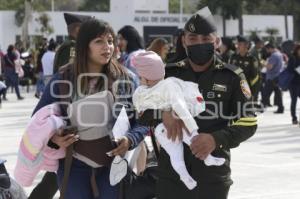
[53,13,91,74]
[138,7,257,199]
[229,35,261,102]
[250,36,266,108]
[219,37,235,63]
[250,36,264,63]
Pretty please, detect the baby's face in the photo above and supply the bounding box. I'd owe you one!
[139,76,161,87]
[139,76,148,86]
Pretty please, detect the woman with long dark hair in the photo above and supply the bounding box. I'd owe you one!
[31,19,148,199]
[287,44,300,125]
[117,25,144,69]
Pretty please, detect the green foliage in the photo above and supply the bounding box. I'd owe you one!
[169,0,180,13]
[265,27,279,36]
[15,7,25,27]
[32,0,51,11]
[78,0,110,12]
[244,0,299,14]
[198,0,262,19]
[169,0,197,14]
[0,0,23,10]
[265,27,280,43]
[198,0,242,19]
[246,28,263,40]
[35,13,54,36]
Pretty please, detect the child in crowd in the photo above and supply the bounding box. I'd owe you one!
[132,51,225,190]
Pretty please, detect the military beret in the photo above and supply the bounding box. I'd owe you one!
[63,13,91,26]
[221,37,235,50]
[252,36,263,43]
[237,35,249,43]
[184,7,217,35]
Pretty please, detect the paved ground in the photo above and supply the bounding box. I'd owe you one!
[0,88,299,198]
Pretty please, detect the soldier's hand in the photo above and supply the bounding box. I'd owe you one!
[162,110,189,142]
[190,133,216,160]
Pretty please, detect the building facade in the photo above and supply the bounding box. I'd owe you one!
[0,0,294,51]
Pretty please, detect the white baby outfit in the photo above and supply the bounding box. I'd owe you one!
[133,77,225,190]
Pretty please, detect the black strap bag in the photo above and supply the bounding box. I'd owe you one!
[119,128,159,199]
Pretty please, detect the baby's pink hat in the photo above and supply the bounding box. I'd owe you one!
[131,51,165,81]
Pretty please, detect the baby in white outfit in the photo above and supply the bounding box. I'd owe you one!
[131,51,225,190]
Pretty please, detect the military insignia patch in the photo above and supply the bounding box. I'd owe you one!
[213,84,227,92]
[240,80,252,99]
[189,24,196,32]
[177,61,185,67]
[207,91,215,99]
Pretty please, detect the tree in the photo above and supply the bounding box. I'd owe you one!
[265,27,280,43]
[244,0,300,40]
[247,28,263,40]
[198,0,243,36]
[78,0,110,12]
[18,0,34,49]
[0,0,23,10]
[197,0,262,36]
[169,0,197,14]
[35,13,53,36]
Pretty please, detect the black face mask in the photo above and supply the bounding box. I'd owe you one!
[186,43,215,65]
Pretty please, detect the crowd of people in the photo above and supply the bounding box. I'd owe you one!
[219,35,300,124]
[0,6,299,199]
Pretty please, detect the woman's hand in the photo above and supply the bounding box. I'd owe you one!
[51,129,79,148]
[108,137,132,157]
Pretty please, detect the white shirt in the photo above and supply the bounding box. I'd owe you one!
[0,81,6,90]
[133,77,206,132]
[41,51,55,76]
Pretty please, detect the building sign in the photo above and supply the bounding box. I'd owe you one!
[134,15,189,24]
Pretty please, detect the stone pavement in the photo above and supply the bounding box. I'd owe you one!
[0,89,299,198]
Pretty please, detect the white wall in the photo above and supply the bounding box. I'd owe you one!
[133,0,168,13]
[111,0,134,14]
[0,11,22,51]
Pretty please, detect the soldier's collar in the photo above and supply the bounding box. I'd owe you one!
[178,59,188,68]
[211,55,225,70]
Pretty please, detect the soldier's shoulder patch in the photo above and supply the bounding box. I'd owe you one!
[240,79,252,99]
[177,60,186,67]
[166,60,186,69]
[223,64,244,76]
[215,63,225,70]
